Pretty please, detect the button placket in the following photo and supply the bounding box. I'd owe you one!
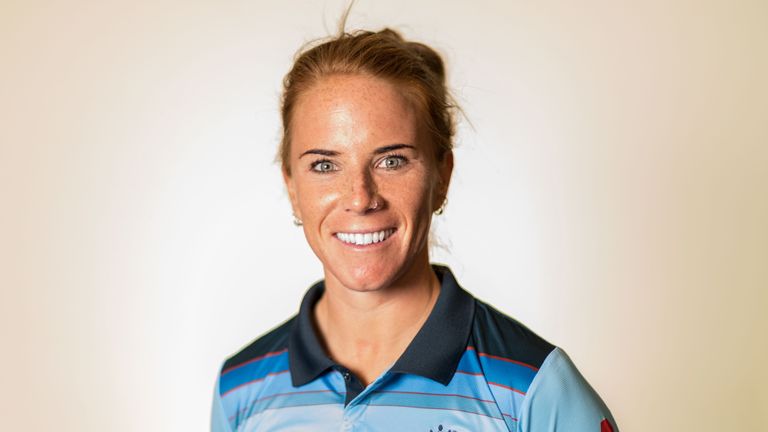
[336,366,363,406]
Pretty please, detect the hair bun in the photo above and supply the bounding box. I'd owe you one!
[374,28,446,85]
[406,41,446,85]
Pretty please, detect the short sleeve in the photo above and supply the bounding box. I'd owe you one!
[211,372,233,432]
[517,347,618,432]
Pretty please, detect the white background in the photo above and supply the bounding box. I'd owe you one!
[1,0,766,430]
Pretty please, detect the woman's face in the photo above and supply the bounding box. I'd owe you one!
[284,74,452,292]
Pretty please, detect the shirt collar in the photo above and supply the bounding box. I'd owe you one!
[288,265,476,387]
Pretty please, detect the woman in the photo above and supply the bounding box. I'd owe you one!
[212,28,618,432]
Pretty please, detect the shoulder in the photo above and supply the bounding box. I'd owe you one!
[220,316,296,377]
[518,347,619,431]
[466,297,555,402]
[470,298,556,371]
[212,318,297,431]
[468,299,618,430]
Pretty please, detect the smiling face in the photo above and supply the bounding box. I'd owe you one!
[284,74,452,292]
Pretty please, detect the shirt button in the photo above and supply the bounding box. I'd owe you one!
[343,372,351,381]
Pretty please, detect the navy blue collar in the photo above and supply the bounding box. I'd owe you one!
[289,265,476,387]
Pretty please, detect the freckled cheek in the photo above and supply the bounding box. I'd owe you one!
[382,180,433,225]
[296,183,341,224]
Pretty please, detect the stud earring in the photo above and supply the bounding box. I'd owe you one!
[292,214,303,226]
[434,198,448,215]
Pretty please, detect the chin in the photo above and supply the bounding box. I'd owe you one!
[328,260,404,292]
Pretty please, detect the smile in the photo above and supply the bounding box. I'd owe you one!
[335,228,396,246]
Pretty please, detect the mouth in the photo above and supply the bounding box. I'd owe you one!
[334,228,396,246]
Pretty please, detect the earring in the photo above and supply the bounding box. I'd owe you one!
[292,214,303,226]
[434,198,447,215]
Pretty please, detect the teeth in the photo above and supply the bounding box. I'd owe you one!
[336,229,395,246]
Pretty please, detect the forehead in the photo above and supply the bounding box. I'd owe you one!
[291,74,421,153]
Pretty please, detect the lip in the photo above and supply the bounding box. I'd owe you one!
[333,227,395,235]
[333,227,397,249]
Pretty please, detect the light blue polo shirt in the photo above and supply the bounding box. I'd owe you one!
[212,266,618,431]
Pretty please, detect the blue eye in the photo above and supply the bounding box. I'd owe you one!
[311,160,336,173]
[378,155,407,170]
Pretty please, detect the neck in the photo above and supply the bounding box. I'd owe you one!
[314,254,440,385]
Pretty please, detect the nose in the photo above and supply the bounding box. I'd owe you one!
[343,168,381,214]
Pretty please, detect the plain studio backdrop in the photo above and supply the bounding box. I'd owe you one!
[1,0,766,430]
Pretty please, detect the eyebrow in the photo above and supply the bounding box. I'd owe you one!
[299,144,415,159]
[373,144,415,154]
[299,149,339,158]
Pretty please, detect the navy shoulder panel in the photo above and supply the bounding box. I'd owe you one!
[222,316,295,372]
[470,300,555,370]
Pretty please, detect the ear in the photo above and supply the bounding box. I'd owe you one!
[283,166,301,220]
[433,150,454,211]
